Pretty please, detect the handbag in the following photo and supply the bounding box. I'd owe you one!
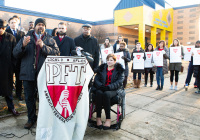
[181,65,184,73]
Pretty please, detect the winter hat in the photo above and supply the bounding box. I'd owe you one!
[0,19,7,28]
[35,18,46,27]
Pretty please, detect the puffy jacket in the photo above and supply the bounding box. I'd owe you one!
[93,63,125,95]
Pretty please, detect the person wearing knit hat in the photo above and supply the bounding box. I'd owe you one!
[13,17,60,129]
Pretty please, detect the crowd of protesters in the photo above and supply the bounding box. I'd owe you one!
[0,15,200,130]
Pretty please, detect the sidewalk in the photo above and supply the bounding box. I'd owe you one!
[1,62,200,140]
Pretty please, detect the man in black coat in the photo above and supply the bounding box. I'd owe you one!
[74,24,99,71]
[6,17,25,101]
[0,19,20,116]
[54,22,75,56]
[13,18,60,129]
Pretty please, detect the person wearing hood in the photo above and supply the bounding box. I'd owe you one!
[54,22,75,56]
[116,42,131,88]
[131,42,146,88]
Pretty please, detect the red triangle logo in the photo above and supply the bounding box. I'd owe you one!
[104,50,108,54]
[156,52,160,56]
[116,55,120,60]
[197,50,200,55]
[147,54,151,58]
[136,55,141,59]
[47,85,83,119]
[173,49,178,53]
[187,48,191,52]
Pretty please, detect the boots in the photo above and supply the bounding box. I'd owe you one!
[133,79,137,88]
[137,80,141,88]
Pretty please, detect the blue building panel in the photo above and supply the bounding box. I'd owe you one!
[114,0,143,11]
[152,0,165,8]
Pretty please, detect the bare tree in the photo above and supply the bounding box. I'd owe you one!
[91,25,107,44]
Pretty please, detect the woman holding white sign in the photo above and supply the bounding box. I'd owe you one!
[144,44,154,87]
[152,40,169,90]
[169,39,184,90]
[131,42,145,88]
[100,38,113,64]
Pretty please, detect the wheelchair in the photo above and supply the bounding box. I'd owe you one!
[88,88,126,130]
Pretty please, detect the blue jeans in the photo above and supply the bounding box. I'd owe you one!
[23,80,37,123]
[156,67,164,86]
[185,61,197,85]
[133,73,141,80]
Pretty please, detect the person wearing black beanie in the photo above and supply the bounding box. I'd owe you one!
[34,18,46,27]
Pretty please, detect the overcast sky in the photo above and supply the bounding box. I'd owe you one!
[5,0,200,21]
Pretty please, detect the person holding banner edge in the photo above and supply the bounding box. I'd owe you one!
[131,42,146,88]
[116,42,131,88]
[13,18,60,129]
[152,40,169,91]
[169,39,184,91]
[144,44,154,87]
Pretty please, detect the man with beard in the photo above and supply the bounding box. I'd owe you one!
[28,21,34,31]
[6,17,25,101]
[74,24,99,71]
[54,22,75,56]
[0,19,20,116]
[13,18,60,129]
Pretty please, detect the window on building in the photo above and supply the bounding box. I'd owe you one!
[177,26,183,29]
[189,31,195,34]
[178,16,184,19]
[189,20,195,23]
[189,37,195,40]
[177,37,183,40]
[190,8,196,12]
[177,21,183,24]
[189,26,195,29]
[190,14,196,18]
[178,10,184,13]
[177,32,183,35]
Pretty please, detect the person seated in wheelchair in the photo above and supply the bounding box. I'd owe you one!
[92,54,124,130]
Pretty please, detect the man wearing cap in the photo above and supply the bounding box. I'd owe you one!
[54,22,75,56]
[74,24,99,71]
[0,19,20,116]
[6,17,25,101]
[13,18,60,129]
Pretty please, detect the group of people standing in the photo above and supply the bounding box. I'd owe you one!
[0,16,100,129]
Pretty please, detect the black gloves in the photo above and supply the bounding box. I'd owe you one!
[121,56,127,60]
[99,85,110,91]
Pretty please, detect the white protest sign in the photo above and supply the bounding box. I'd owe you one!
[144,52,153,68]
[153,51,163,66]
[133,53,144,70]
[170,47,182,63]
[114,52,125,69]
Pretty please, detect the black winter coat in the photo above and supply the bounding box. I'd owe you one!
[74,34,99,71]
[6,27,25,71]
[54,32,75,56]
[131,48,146,73]
[0,32,16,96]
[13,30,60,81]
[93,63,125,96]
[116,48,131,76]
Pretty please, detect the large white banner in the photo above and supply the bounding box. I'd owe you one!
[144,52,153,68]
[170,47,182,63]
[101,48,113,63]
[153,51,163,66]
[184,46,194,61]
[36,56,94,140]
[114,52,125,69]
[133,53,144,70]
[193,48,200,65]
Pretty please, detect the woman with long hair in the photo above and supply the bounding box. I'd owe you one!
[169,39,184,90]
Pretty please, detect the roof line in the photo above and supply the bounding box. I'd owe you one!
[173,4,200,10]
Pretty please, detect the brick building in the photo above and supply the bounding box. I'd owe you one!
[0,0,199,48]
